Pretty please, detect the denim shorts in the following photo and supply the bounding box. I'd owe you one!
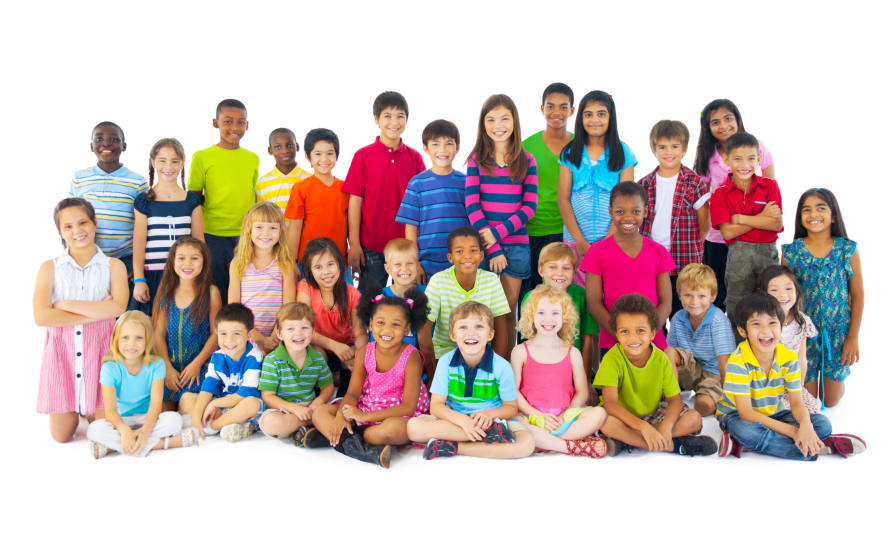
[480,243,531,280]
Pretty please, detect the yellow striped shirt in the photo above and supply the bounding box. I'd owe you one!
[255,165,312,224]
[716,342,801,418]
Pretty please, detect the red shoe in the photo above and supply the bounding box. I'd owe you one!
[718,430,743,458]
[822,434,867,458]
[565,437,608,458]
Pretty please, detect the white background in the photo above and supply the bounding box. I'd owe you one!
[4,1,893,533]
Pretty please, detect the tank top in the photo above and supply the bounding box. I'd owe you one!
[520,342,575,409]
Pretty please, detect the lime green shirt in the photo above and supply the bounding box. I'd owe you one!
[522,131,572,236]
[593,343,680,417]
[188,145,260,236]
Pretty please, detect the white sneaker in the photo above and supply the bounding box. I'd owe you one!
[221,422,255,443]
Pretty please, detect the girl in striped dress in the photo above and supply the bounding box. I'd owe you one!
[130,138,204,315]
[229,202,296,354]
[33,198,129,443]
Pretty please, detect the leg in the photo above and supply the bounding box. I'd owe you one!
[161,401,177,413]
[500,274,523,354]
[311,404,339,432]
[518,419,571,452]
[49,412,81,443]
[600,415,649,449]
[724,243,752,342]
[259,408,306,439]
[557,406,608,441]
[723,411,819,461]
[362,417,411,446]
[87,417,134,454]
[177,392,198,415]
[120,255,136,307]
[668,275,684,323]
[204,234,234,304]
[407,415,466,443]
[457,429,536,459]
[209,397,262,431]
[821,378,846,407]
[669,409,703,438]
[703,240,728,313]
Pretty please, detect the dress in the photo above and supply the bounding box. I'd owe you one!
[779,312,822,414]
[162,298,211,402]
[241,259,283,337]
[355,342,429,425]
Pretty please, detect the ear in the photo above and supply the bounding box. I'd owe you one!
[487,329,495,342]
[305,153,312,164]
[268,146,274,156]
[537,265,545,277]
[540,104,545,116]
[244,121,249,131]
[373,114,380,126]
[212,117,220,129]
[404,323,412,337]
[121,141,127,152]
[737,326,748,339]
[89,142,94,153]
[756,153,761,168]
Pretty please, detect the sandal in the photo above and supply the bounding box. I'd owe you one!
[90,441,109,460]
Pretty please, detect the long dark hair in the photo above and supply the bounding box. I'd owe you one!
[560,90,624,171]
[152,237,214,330]
[693,99,745,177]
[793,188,848,240]
[302,237,350,324]
[756,265,806,332]
[466,94,529,183]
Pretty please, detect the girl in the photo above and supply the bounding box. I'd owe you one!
[130,138,204,315]
[693,99,776,312]
[306,285,430,468]
[229,202,296,353]
[782,189,863,407]
[86,311,198,458]
[756,265,822,413]
[557,90,637,285]
[465,94,538,354]
[34,198,129,443]
[512,285,609,457]
[297,237,368,397]
[152,237,221,412]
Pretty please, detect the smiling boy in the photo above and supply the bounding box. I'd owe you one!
[255,128,311,223]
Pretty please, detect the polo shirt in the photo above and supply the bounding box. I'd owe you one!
[395,169,469,276]
[430,345,516,415]
[200,341,264,399]
[709,174,783,244]
[99,359,166,417]
[716,342,801,418]
[666,304,735,376]
[519,283,599,352]
[425,267,511,357]
[258,344,333,403]
[69,164,148,258]
[255,165,312,224]
[187,145,260,237]
[342,137,426,252]
[522,131,573,236]
[593,343,679,418]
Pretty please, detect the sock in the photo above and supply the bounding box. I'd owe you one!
[671,438,684,454]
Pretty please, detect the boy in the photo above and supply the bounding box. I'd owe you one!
[595,293,717,456]
[419,227,511,380]
[637,120,710,320]
[258,302,334,443]
[376,238,427,352]
[522,83,575,296]
[343,91,426,289]
[717,292,865,459]
[188,99,260,303]
[255,128,312,222]
[407,301,535,460]
[396,119,467,280]
[181,303,265,443]
[663,264,735,417]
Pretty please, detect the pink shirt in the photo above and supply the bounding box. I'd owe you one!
[581,236,676,349]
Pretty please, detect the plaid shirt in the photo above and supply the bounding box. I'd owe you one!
[638,165,709,275]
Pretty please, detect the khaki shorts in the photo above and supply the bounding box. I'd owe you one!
[675,348,723,402]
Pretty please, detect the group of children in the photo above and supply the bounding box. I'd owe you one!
[35,85,866,465]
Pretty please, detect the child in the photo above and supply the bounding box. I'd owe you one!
[465,94,538,354]
[34,198,129,443]
[709,132,783,330]
[396,119,468,279]
[228,202,296,353]
[258,303,334,441]
[343,91,426,289]
[782,188,863,407]
[557,91,637,285]
[188,99,260,303]
[512,285,609,457]
[583,182,675,354]
[595,293,716,456]
[307,286,430,468]
[255,128,312,221]
[373,239,427,357]
[87,311,198,458]
[130,138,203,315]
[151,237,222,412]
[664,264,735,417]
[694,99,776,312]
[407,302,536,460]
[181,303,266,443]
[637,120,710,320]
[297,237,368,397]
[717,292,865,459]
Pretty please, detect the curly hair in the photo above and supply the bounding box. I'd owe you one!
[609,293,661,333]
[356,283,429,333]
[518,285,579,346]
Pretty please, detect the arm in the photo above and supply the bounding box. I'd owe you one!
[191,391,214,439]
[51,259,128,321]
[153,304,181,394]
[132,210,149,303]
[733,394,799,436]
[101,383,138,453]
[418,319,436,384]
[190,206,205,241]
[509,345,539,417]
[33,260,92,328]
[133,378,165,454]
[404,224,417,242]
[287,219,304,262]
[282,265,297,304]
[585,273,611,335]
[568,348,589,408]
[843,248,864,365]
[601,385,647,431]
[227,262,240,305]
[491,314,508,359]
[298,291,355,364]
[326,348,368,442]
[485,162,538,246]
[581,335,599,405]
[477,399,519,421]
[465,163,503,257]
[787,390,824,456]
[656,272,673,327]
[696,203,711,241]
[179,286,222,390]
[429,394,485,441]
[718,202,784,240]
[761,163,776,179]
[347,195,364,271]
[558,165,591,258]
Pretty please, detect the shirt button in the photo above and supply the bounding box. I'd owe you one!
[392,160,395,163]
[76,331,81,335]
[76,373,81,378]
[77,352,82,356]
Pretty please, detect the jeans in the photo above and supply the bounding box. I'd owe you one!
[205,234,240,304]
[120,254,135,309]
[359,246,389,291]
[719,409,832,461]
[703,240,728,313]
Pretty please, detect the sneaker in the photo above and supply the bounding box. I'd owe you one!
[821,434,867,457]
[423,438,459,460]
[718,430,743,458]
[483,419,515,444]
[221,422,255,443]
[294,426,330,448]
[674,435,718,456]
[90,441,109,460]
[603,437,637,457]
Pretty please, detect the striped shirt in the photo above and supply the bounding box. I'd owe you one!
[259,344,333,403]
[240,259,284,337]
[466,153,538,259]
[69,164,148,258]
[666,304,735,376]
[135,191,201,271]
[430,346,516,415]
[425,267,511,357]
[716,342,801,418]
[200,341,265,399]
[255,165,312,224]
[396,169,469,276]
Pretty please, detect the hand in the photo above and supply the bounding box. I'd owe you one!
[489,255,507,274]
[202,402,218,430]
[52,300,70,311]
[290,403,313,422]
[480,229,497,249]
[640,422,666,452]
[164,366,182,394]
[842,336,859,366]
[459,416,486,442]
[758,200,782,219]
[347,244,365,273]
[540,412,563,432]
[179,361,203,390]
[133,282,150,304]
[328,412,351,446]
[469,412,493,431]
[587,384,600,407]
[249,329,272,352]
[119,427,136,454]
[341,404,362,423]
[193,414,206,441]
[131,427,149,455]
[331,343,354,364]
[574,239,591,259]
[656,421,674,451]
[414,271,429,285]
[794,423,824,457]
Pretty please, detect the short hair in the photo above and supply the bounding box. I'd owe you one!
[542,83,574,105]
[53,198,97,247]
[92,121,125,142]
[518,285,579,345]
[215,302,254,331]
[676,263,718,295]
[538,242,577,269]
[373,91,408,118]
[304,128,340,159]
[103,311,158,365]
[649,120,690,152]
[724,131,759,156]
[384,238,418,262]
[275,302,315,332]
[447,226,485,252]
[268,127,296,148]
[216,98,247,117]
[422,119,460,146]
[609,293,661,333]
[449,301,494,332]
[733,291,785,330]
[609,181,648,207]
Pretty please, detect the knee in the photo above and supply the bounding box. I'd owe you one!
[178,394,196,414]
[377,424,405,445]
[584,406,608,428]
[823,391,843,407]
[681,410,703,433]
[600,415,621,435]
[241,396,261,413]
[406,418,424,442]
[157,412,185,435]
[85,419,108,443]
[810,415,833,438]
[259,413,285,438]
[512,431,536,457]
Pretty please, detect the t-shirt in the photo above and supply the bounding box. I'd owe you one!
[519,283,598,352]
[297,279,360,345]
[284,175,350,262]
[187,145,260,237]
[709,174,783,244]
[593,343,679,418]
[650,173,705,250]
[522,132,573,236]
[200,341,265,399]
[430,346,516,415]
[369,284,427,349]
[425,267,511,357]
[581,236,676,349]
[255,165,312,224]
[666,304,735,376]
[134,191,202,271]
[258,344,333,403]
[716,342,801,418]
[99,359,166,417]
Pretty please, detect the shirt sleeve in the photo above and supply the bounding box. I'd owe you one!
[690,178,711,210]
[654,239,677,275]
[251,157,259,189]
[487,274,512,316]
[425,278,441,324]
[709,188,732,231]
[258,355,280,392]
[235,354,262,399]
[465,157,502,258]
[621,142,638,170]
[187,152,206,192]
[149,360,166,382]
[666,316,680,348]
[758,141,775,169]
[430,356,450,396]
[99,362,119,388]
[200,354,224,396]
[283,181,306,221]
[721,358,751,398]
[134,193,148,215]
[488,154,538,244]
[395,178,422,226]
[495,359,517,402]
[315,356,334,387]
[592,351,620,389]
[712,315,736,355]
[660,351,682,398]
[784,352,802,393]
[580,241,603,275]
[341,150,366,197]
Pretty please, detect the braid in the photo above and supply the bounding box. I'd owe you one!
[145,159,157,202]
[180,167,186,190]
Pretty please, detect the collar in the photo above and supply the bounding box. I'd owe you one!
[721,172,770,194]
[59,245,108,268]
[91,163,128,177]
[617,342,660,369]
[375,136,406,153]
[449,265,480,296]
[449,344,494,373]
[685,303,718,332]
[737,341,788,370]
[570,145,617,193]
[265,165,311,180]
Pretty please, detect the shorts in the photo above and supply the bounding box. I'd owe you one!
[640,400,695,430]
[675,348,723,402]
[258,406,311,439]
[480,243,531,280]
[203,397,266,435]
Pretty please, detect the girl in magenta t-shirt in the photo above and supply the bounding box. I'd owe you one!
[582,182,676,351]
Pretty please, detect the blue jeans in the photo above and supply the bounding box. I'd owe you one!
[359,246,389,291]
[205,234,240,304]
[719,410,832,461]
[480,243,532,280]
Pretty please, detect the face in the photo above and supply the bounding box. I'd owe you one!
[375,107,407,143]
[541,93,574,130]
[678,283,715,319]
[447,236,485,275]
[653,137,687,172]
[385,252,419,287]
[738,313,781,356]
[724,145,761,181]
[309,252,340,289]
[277,318,313,354]
[91,126,125,163]
[609,195,645,235]
[57,206,96,248]
[423,136,458,169]
[614,313,656,360]
[174,244,204,281]
[369,304,411,349]
[450,314,494,357]
[118,321,147,363]
[538,256,575,291]
[800,194,834,235]
[251,220,280,251]
[213,106,248,143]
[484,105,514,144]
[217,320,250,358]
[152,146,183,184]
[307,140,337,176]
[582,101,609,139]
[765,275,798,317]
[709,107,738,143]
[533,297,563,337]
[268,133,297,169]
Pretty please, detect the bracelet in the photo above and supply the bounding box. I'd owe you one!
[736,214,740,225]
[134,278,148,284]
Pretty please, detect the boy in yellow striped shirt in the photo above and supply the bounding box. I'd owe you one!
[255,128,311,222]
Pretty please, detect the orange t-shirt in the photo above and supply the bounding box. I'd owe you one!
[284,175,349,263]
[297,279,360,345]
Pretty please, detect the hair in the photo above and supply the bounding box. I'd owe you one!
[609,180,648,207]
[538,242,577,269]
[676,263,718,295]
[467,94,529,183]
[145,138,187,202]
[422,119,460,147]
[793,188,849,240]
[152,237,214,331]
[301,237,351,324]
[518,285,579,345]
[542,83,574,105]
[693,99,745,176]
[304,128,340,159]
[103,311,158,365]
[53,198,97,247]
[232,202,295,278]
[649,120,690,152]
[215,302,254,331]
[446,226,485,253]
[356,283,429,334]
[92,121,125,142]
[733,291,785,330]
[216,98,246,117]
[609,293,661,334]
[268,127,296,148]
[448,301,495,332]
[724,132,759,156]
[561,90,624,171]
[756,265,807,332]
[275,302,316,331]
[384,238,418,263]
[373,91,409,118]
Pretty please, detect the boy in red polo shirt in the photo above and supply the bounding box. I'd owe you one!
[343,91,426,289]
